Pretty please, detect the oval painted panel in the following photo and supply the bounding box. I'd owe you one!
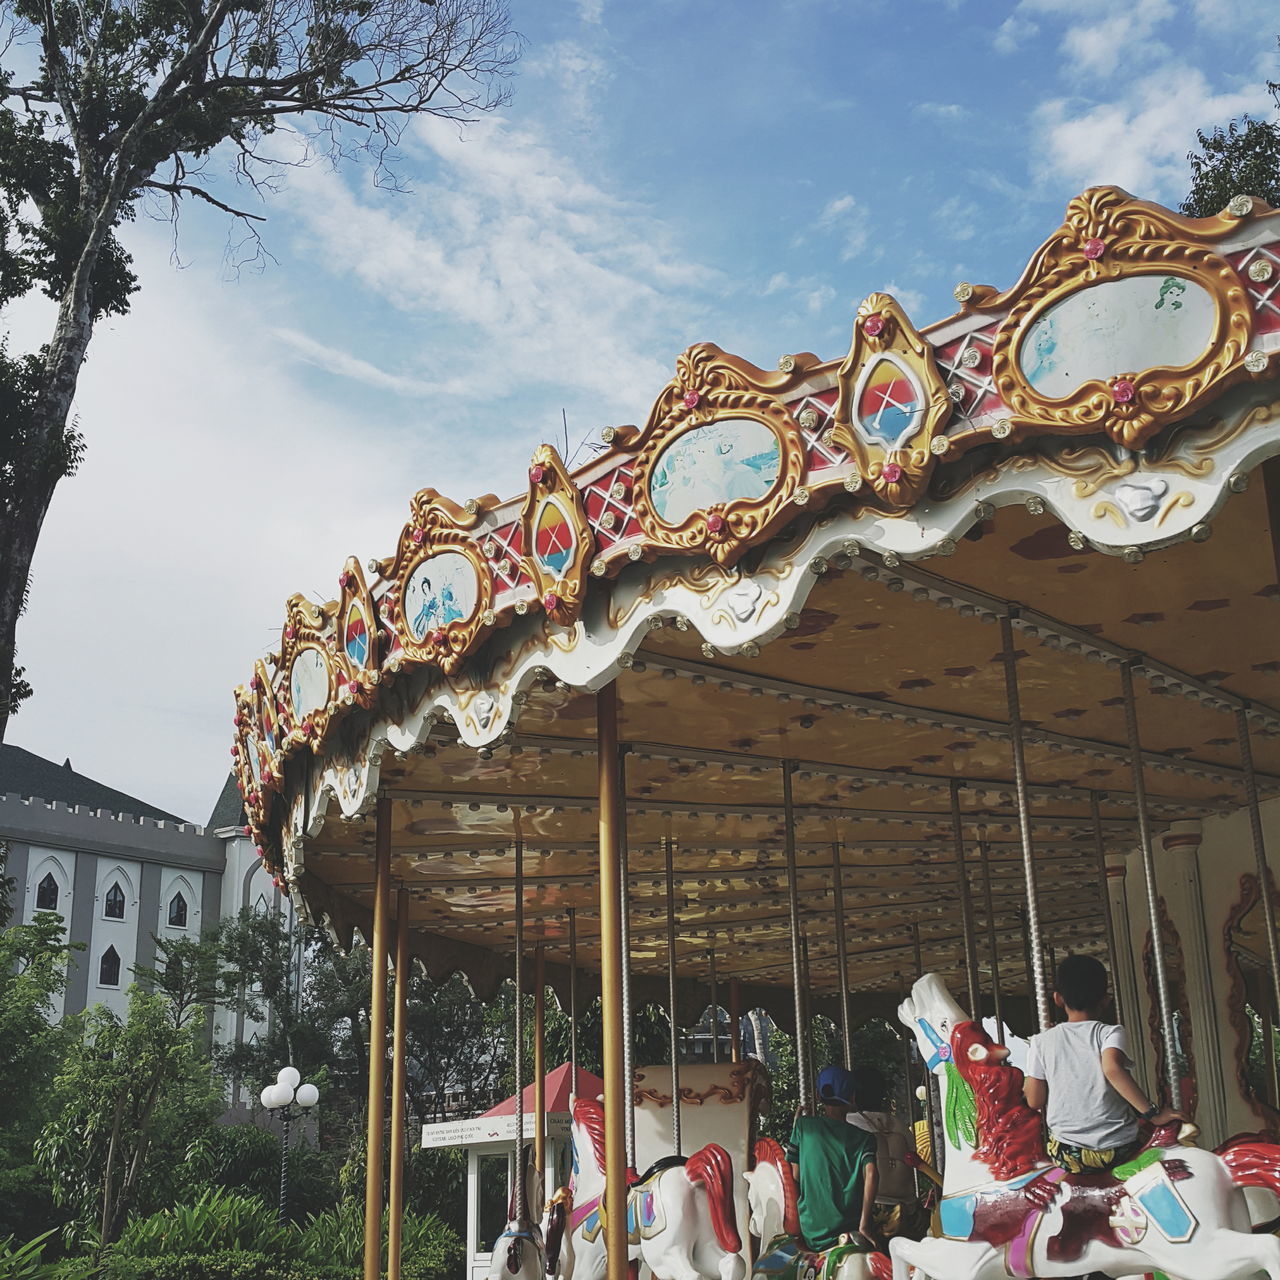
[649,418,782,526]
[856,356,924,448]
[245,738,263,788]
[404,551,479,642]
[1019,275,1216,399]
[290,648,329,720]
[260,697,278,755]
[344,600,370,668]
[534,497,576,577]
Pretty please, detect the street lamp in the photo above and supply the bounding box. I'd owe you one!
[260,1065,319,1224]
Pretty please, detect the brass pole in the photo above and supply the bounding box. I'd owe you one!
[618,750,636,1171]
[977,837,1006,1040]
[782,762,811,1111]
[664,835,682,1156]
[513,839,526,1225]
[1000,613,1051,1031]
[949,780,982,1018]
[387,885,409,1280]
[1120,660,1181,1111]
[362,795,392,1280]
[830,841,853,1070]
[730,979,742,1063]
[534,945,546,1196]
[1089,792,1124,1024]
[568,908,579,1094]
[1236,706,1280,1032]
[911,922,941,1174]
[596,686,629,1280]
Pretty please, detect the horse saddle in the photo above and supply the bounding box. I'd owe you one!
[632,1154,687,1185]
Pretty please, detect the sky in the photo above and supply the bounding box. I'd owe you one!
[5,0,1279,824]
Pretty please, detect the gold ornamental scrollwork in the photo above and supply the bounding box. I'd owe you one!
[989,186,1254,450]
[277,593,340,747]
[630,343,809,567]
[519,444,595,627]
[332,557,381,708]
[830,292,953,510]
[382,489,495,677]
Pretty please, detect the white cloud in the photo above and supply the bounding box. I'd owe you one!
[576,0,604,21]
[271,328,472,397]
[1058,0,1172,78]
[915,102,969,121]
[994,14,1038,54]
[880,282,927,315]
[814,193,870,261]
[1034,66,1277,198]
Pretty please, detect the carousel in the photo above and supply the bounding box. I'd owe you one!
[231,187,1280,1280]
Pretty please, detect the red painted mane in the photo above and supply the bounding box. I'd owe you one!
[573,1097,607,1175]
[952,1022,1047,1181]
[752,1136,801,1239]
[685,1143,743,1255]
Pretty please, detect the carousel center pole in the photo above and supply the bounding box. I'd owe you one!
[1236,705,1280,1028]
[830,840,853,1070]
[513,839,526,1225]
[596,685,630,1280]
[949,780,982,1019]
[781,761,812,1111]
[976,835,1006,1039]
[664,835,683,1156]
[387,885,410,1280]
[1089,791,1125,1024]
[1120,660,1182,1111]
[534,944,546,1197]
[1000,613,1051,1031]
[568,908,579,1093]
[363,794,392,1280]
[618,749,636,1172]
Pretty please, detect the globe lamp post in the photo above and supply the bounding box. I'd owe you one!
[260,1066,319,1224]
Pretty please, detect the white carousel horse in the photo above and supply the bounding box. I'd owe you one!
[557,1096,746,1280]
[744,1137,891,1280]
[891,973,1280,1280]
[487,1146,548,1280]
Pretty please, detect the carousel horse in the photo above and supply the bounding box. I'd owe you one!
[744,1137,892,1280]
[890,973,1280,1280]
[487,1145,548,1280]
[558,1096,746,1280]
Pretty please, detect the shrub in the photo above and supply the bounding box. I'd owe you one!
[0,1231,95,1280]
[297,1203,461,1280]
[112,1190,288,1260]
[101,1251,347,1280]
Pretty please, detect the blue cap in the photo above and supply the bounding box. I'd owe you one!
[817,1065,856,1107]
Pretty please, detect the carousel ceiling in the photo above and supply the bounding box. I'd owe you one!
[230,187,1280,1024]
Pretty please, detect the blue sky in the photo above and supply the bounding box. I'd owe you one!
[6,0,1278,821]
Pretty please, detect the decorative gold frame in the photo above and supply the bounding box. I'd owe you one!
[277,593,340,746]
[382,489,494,676]
[332,556,380,706]
[986,187,1254,450]
[830,292,953,510]
[520,444,594,627]
[629,343,810,567]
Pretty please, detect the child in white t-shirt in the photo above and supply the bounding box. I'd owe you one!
[1023,954,1183,1174]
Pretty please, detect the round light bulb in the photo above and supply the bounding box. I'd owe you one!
[272,1082,295,1107]
[277,1066,301,1090]
[295,1082,319,1109]
[915,1085,928,1102]
[260,1086,277,1109]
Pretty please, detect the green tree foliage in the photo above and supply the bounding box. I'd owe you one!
[1182,64,1280,219]
[0,0,519,741]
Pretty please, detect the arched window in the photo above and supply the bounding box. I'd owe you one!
[35,872,59,911]
[98,946,121,988]
[167,891,188,928]
[104,881,126,919]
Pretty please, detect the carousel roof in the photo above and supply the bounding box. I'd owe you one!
[230,187,1280,1026]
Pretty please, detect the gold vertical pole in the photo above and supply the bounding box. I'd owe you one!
[596,685,629,1280]
[534,945,547,1189]
[388,886,409,1280]
[363,795,392,1280]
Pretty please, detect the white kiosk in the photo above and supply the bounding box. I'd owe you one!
[422,1063,604,1280]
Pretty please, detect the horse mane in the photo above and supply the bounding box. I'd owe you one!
[752,1137,801,1239]
[952,1022,1047,1180]
[684,1144,742,1254]
[572,1097,607,1175]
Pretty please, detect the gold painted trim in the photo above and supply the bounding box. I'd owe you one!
[278,593,340,746]
[333,557,382,707]
[520,445,595,627]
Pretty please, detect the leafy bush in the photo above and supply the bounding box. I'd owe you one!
[102,1251,352,1280]
[0,1231,95,1280]
[298,1202,462,1279]
[112,1190,288,1260]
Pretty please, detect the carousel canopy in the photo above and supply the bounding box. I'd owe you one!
[231,187,1280,1027]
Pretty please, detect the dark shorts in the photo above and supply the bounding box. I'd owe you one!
[1046,1132,1141,1175]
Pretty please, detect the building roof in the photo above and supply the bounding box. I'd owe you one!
[0,744,184,823]
[208,772,246,831]
[481,1063,606,1116]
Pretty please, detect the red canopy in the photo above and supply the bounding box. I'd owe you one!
[481,1062,605,1117]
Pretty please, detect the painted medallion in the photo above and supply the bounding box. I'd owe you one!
[260,693,279,755]
[649,419,781,526]
[534,497,576,576]
[404,551,479,641]
[290,648,329,720]
[856,356,925,448]
[1019,275,1216,399]
[245,737,263,788]
[344,601,370,668]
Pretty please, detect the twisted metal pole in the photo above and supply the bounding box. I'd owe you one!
[1120,660,1181,1111]
[782,762,811,1111]
[1237,705,1280,1031]
[1089,791,1124,1024]
[977,835,1006,1039]
[1000,613,1051,1031]
[664,835,682,1156]
[831,840,853,1069]
[950,780,982,1018]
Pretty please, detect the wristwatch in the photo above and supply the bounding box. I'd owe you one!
[1138,1103,1159,1121]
